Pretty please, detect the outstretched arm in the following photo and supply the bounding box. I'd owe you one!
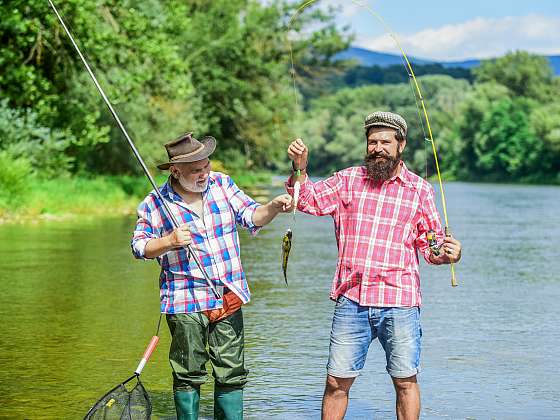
[253,194,294,227]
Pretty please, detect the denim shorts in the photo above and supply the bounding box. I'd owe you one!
[327,295,422,379]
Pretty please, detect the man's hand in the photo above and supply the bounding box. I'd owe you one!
[270,194,295,213]
[287,138,308,171]
[144,224,192,259]
[430,236,462,264]
[166,225,192,249]
[253,194,295,226]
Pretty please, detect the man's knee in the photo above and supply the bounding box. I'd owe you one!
[325,375,355,395]
[392,375,418,393]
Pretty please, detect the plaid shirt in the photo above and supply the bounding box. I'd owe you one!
[132,171,260,314]
[286,162,443,308]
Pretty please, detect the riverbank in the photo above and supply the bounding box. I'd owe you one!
[0,171,273,224]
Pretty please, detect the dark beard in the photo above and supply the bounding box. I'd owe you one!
[364,150,401,180]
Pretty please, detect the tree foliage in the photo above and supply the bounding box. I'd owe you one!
[1,2,558,184]
[0,0,350,175]
[298,51,559,183]
[473,51,554,101]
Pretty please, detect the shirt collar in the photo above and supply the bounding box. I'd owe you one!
[387,161,415,188]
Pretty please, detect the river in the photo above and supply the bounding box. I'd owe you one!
[0,182,559,419]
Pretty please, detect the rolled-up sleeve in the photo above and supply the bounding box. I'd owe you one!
[131,199,160,259]
[414,185,444,265]
[225,176,261,235]
[285,172,342,216]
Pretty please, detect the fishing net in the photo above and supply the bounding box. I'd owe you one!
[83,329,160,420]
[84,374,151,420]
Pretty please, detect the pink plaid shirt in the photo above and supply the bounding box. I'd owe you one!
[286,162,443,307]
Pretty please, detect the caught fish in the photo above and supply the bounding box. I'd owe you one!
[281,228,293,285]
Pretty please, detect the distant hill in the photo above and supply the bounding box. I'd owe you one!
[335,47,560,75]
[548,56,560,75]
[334,47,429,66]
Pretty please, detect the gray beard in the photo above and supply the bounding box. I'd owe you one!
[178,175,208,193]
[364,151,401,181]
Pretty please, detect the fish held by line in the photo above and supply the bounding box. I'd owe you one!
[281,228,292,286]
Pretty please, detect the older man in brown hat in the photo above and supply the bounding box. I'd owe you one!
[132,132,293,420]
[286,112,462,420]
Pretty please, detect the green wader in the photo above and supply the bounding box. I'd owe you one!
[167,309,247,420]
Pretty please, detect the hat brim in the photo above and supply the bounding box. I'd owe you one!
[157,136,216,170]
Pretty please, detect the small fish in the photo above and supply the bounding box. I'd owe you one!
[281,228,293,285]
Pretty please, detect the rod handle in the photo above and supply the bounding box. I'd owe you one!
[445,227,459,287]
[450,263,458,287]
[134,336,159,375]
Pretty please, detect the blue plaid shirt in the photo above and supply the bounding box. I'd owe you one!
[132,171,261,313]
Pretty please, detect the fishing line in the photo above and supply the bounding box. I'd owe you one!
[286,0,457,287]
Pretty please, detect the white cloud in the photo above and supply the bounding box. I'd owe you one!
[355,14,560,61]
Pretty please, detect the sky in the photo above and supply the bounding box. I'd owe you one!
[317,0,560,61]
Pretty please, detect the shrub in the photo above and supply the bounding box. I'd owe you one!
[0,99,75,178]
[0,151,32,208]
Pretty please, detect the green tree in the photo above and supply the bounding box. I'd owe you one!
[454,82,510,179]
[1,0,350,175]
[298,75,470,176]
[166,0,351,169]
[473,98,541,179]
[530,100,560,181]
[473,51,554,101]
[0,99,74,177]
[0,0,203,173]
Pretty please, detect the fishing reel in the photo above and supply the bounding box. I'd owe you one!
[426,227,453,256]
[426,229,443,256]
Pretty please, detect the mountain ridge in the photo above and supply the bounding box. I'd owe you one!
[335,46,560,75]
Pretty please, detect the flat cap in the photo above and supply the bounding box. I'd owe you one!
[364,111,407,136]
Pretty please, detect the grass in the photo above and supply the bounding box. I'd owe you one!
[0,171,272,224]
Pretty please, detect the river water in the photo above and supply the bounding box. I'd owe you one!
[0,182,559,419]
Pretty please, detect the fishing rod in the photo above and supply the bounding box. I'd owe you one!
[287,0,458,287]
[48,0,221,298]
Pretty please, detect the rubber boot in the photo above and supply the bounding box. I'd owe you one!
[174,388,200,420]
[214,387,243,420]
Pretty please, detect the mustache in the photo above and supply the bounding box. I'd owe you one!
[365,152,390,161]
[364,149,401,181]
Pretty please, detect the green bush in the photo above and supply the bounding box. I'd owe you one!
[0,99,75,178]
[0,151,32,209]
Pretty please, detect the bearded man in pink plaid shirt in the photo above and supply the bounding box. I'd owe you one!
[286,111,462,420]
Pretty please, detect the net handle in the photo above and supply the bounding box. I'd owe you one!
[134,336,160,375]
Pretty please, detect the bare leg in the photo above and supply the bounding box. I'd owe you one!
[392,375,420,420]
[321,375,355,420]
